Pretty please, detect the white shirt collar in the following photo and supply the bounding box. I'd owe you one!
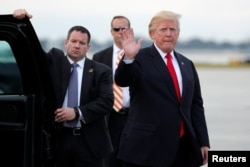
[153,43,175,60]
[67,56,85,69]
[113,43,121,55]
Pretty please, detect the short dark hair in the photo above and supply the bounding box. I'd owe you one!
[67,26,91,44]
[111,16,131,28]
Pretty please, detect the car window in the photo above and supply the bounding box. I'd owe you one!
[0,41,23,94]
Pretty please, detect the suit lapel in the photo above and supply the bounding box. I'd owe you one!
[174,51,187,103]
[149,45,168,75]
[61,56,71,104]
[104,47,113,68]
[97,46,113,68]
[149,45,177,99]
[80,58,94,103]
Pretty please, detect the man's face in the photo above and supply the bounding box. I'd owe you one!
[150,20,179,53]
[111,18,130,48]
[64,30,90,62]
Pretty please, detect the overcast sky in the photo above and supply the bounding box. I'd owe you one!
[1,0,250,43]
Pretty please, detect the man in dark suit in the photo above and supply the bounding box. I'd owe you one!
[93,16,131,167]
[13,9,114,167]
[114,11,210,167]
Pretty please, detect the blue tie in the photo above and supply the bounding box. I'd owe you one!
[64,63,79,127]
[68,63,78,108]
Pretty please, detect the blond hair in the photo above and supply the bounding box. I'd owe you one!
[148,11,181,37]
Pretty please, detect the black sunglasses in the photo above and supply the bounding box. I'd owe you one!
[112,27,127,32]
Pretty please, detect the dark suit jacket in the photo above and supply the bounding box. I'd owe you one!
[46,48,114,158]
[92,46,113,69]
[115,45,210,167]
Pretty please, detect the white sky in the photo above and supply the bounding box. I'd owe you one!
[1,0,250,43]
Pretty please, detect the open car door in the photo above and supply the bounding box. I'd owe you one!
[0,15,56,167]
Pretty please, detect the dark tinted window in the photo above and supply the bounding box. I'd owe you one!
[0,41,23,94]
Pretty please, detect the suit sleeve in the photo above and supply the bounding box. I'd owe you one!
[79,64,114,123]
[114,58,137,87]
[190,64,210,147]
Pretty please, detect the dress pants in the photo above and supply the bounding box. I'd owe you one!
[108,108,129,167]
[56,127,106,167]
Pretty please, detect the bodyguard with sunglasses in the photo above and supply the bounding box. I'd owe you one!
[93,15,131,167]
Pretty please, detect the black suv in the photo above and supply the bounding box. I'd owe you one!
[0,15,56,167]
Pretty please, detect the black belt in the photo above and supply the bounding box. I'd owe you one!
[62,127,82,136]
[116,108,129,115]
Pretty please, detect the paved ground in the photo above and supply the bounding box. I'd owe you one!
[198,68,250,167]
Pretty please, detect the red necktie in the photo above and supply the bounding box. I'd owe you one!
[166,53,184,137]
[113,50,124,112]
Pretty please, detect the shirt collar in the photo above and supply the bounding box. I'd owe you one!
[67,56,85,69]
[113,43,122,55]
[153,43,175,59]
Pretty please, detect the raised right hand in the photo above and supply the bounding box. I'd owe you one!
[121,28,143,60]
[13,9,32,19]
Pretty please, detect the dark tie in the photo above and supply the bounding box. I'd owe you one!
[166,53,184,137]
[65,63,79,127]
